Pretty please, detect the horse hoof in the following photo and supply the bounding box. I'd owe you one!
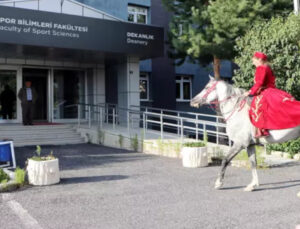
[244,185,257,192]
[215,180,223,190]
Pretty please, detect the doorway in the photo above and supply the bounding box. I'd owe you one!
[22,68,48,122]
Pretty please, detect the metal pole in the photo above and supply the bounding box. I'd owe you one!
[203,124,206,141]
[177,113,180,136]
[180,118,183,142]
[294,0,299,15]
[216,120,219,145]
[145,107,148,131]
[160,113,163,139]
[196,115,199,140]
[100,107,103,129]
[143,113,146,139]
[127,111,130,134]
[113,108,116,130]
[78,104,81,127]
[88,106,91,128]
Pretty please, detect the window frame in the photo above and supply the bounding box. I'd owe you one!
[128,5,148,24]
[139,72,149,101]
[176,75,192,102]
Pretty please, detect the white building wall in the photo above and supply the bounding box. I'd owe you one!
[94,67,105,105]
[117,56,140,125]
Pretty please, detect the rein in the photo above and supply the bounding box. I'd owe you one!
[201,81,247,122]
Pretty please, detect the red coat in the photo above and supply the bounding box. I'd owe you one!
[249,65,300,129]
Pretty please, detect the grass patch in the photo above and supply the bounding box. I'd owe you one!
[183,142,206,147]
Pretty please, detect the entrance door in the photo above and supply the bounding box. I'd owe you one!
[22,68,48,122]
[53,69,85,120]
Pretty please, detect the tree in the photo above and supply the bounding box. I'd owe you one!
[234,14,300,99]
[162,0,293,79]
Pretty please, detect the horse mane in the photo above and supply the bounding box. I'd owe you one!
[223,81,245,96]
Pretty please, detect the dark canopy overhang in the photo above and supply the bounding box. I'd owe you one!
[0,5,164,63]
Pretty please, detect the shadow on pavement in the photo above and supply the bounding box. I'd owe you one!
[60,175,129,185]
[14,144,154,169]
[255,179,300,191]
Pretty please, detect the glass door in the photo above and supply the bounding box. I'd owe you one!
[0,68,20,123]
[53,69,86,121]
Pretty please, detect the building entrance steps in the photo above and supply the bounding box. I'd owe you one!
[0,124,85,147]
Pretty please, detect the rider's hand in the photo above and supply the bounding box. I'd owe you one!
[243,91,250,97]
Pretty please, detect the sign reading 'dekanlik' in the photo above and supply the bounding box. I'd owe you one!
[0,5,164,58]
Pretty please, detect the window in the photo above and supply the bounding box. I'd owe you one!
[176,75,192,101]
[140,73,149,101]
[128,5,148,24]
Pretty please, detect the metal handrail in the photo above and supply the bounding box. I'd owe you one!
[77,103,229,145]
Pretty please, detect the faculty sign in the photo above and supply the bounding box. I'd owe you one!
[0,5,164,58]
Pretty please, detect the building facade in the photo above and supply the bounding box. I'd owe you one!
[76,0,234,113]
[0,0,163,124]
[0,0,234,126]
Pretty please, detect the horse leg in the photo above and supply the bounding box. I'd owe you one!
[215,143,243,189]
[244,144,259,192]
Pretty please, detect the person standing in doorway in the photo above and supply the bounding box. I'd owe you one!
[0,85,15,119]
[18,81,37,125]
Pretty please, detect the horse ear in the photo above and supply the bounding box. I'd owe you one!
[209,75,214,81]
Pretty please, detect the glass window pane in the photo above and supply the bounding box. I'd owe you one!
[140,80,148,100]
[176,76,181,80]
[54,70,85,119]
[176,83,181,99]
[128,13,134,22]
[0,70,17,120]
[137,14,146,24]
[183,82,191,100]
[128,6,136,12]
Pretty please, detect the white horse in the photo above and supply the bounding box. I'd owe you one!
[191,76,300,191]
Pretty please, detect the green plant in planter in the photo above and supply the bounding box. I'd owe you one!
[15,167,26,186]
[0,168,9,184]
[183,142,206,147]
[131,134,139,151]
[118,134,124,148]
[30,145,56,161]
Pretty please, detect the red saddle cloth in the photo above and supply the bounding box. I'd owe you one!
[249,88,300,130]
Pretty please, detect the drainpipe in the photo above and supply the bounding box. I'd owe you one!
[61,0,65,13]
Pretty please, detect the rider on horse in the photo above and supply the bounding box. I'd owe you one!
[244,52,300,138]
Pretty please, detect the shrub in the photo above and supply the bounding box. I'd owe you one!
[267,137,300,157]
[183,142,206,147]
[15,167,26,186]
[0,168,9,183]
[234,14,300,100]
[234,14,300,156]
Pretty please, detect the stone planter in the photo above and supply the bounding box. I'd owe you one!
[27,158,60,186]
[181,147,208,168]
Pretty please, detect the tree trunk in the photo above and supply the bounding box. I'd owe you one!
[213,55,221,80]
[213,56,226,144]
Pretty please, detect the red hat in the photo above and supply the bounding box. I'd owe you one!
[253,52,268,61]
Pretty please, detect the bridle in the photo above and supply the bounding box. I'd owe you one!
[200,80,247,121]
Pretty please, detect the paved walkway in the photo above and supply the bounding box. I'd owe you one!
[1,144,300,229]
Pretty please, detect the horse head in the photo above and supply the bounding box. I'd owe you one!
[190,75,219,108]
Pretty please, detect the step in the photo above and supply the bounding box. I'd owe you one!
[0,124,85,147]
[0,124,73,131]
[14,138,86,147]
[1,134,83,141]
